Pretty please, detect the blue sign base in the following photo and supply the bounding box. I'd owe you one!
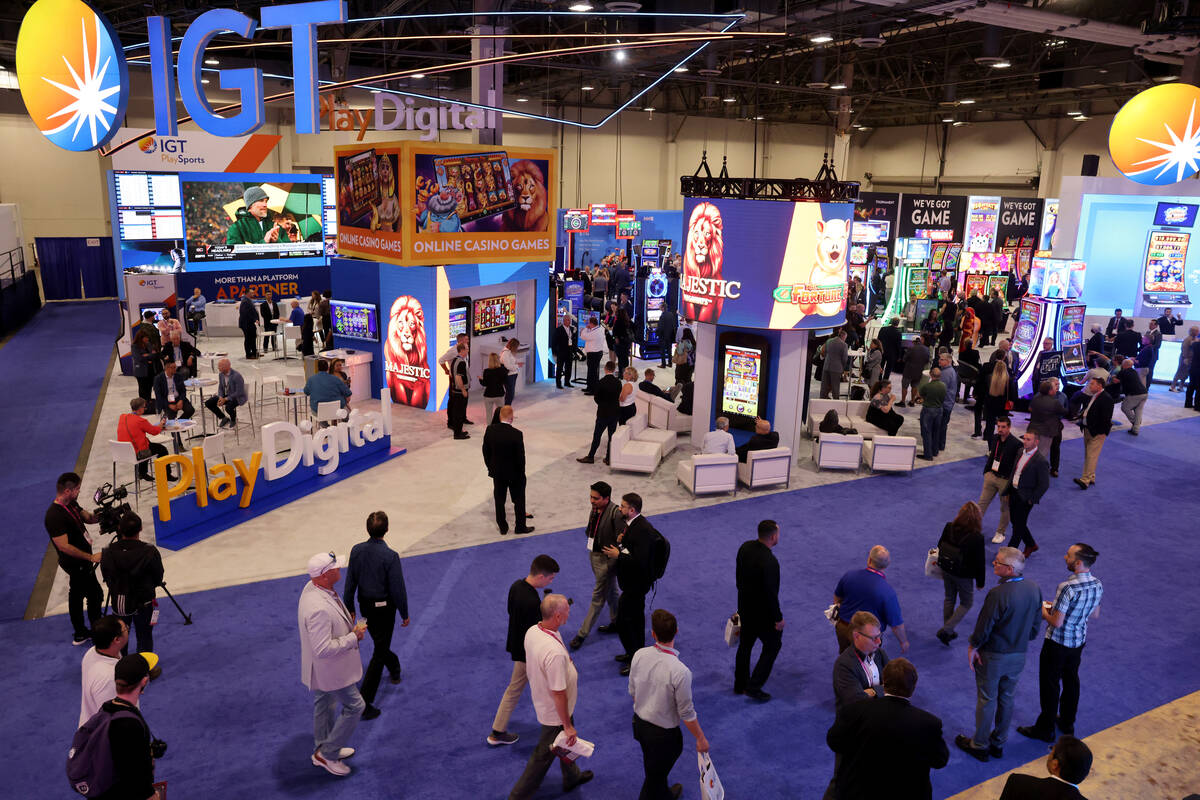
[153,440,405,550]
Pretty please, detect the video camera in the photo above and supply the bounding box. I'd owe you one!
[93,482,133,537]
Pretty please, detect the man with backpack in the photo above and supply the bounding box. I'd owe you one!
[602,493,668,677]
[69,652,162,799]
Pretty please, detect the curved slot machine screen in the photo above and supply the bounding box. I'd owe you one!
[717,333,771,430]
[473,294,517,336]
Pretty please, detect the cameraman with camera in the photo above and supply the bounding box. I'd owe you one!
[45,473,103,646]
[101,512,164,655]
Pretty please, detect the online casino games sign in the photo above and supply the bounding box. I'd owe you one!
[679,199,854,330]
[334,142,405,261]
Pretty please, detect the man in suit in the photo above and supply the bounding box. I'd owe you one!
[821,329,850,399]
[832,611,890,712]
[481,406,533,536]
[734,520,783,702]
[260,290,281,353]
[238,294,259,359]
[638,369,679,402]
[552,313,575,390]
[1072,377,1114,490]
[656,307,678,368]
[570,481,625,650]
[298,551,367,777]
[152,358,194,422]
[878,317,903,379]
[1105,308,1123,337]
[826,659,949,800]
[205,358,247,428]
[160,330,200,379]
[602,493,658,676]
[577,361,622,465]
[1004,430,1052,557]
[735,418,780,463]
[999,735,1093,799]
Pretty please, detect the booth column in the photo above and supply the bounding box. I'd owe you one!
[469,25,506,146]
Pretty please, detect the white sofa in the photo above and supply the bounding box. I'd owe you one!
[676,453,738,495]
[861,435,917,474]
[812,432,864,472]
[807,398,876,440]
[737,447,792,489]
[609,414,677,473]
[630,413,677,456]
[644,392,691,433]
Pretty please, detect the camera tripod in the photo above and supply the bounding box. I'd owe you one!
[159,581,193,625]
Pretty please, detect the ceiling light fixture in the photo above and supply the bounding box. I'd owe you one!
[830,82,847,90]
[568,2,593,11]
[810,33,833,44]
[753,115,764,120]
[201,78,210,84]
[723,96,736,103]
[411,73,425,79]
[674,66,688,73]
[204,58,219,66]
[1066,108,1082,116]
[991,60,1011,68]
[1074,114,1089,121]
[644,106,656,112]
[942,115,954,122]
[581,84,595,90]
[516,97,528,102]
[614,40,627,62]
[959,98,976,104]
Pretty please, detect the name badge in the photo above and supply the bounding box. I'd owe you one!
[374,601,388,608]
[586,536,595,552]
[991,459,1001,472]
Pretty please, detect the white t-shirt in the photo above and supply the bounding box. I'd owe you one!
[500,347,520,376]
[524,624,578,727]
[79,647,119,727]
[580,325,607,354]
[438,345,460,367]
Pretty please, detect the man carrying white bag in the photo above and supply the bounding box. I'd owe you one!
[628,608,712,800]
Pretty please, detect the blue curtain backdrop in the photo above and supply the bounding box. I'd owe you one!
[35,237,117,300]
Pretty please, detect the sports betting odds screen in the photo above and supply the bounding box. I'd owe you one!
[473,294,517,336]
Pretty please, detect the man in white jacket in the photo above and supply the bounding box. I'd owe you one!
[299,552,368,777]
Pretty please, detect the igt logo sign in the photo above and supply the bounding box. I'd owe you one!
[17,0,347,152]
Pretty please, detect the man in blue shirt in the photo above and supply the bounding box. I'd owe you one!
[832,546,909,654]
[343,511,410,721]
[288,299,305,327]
[184,287,206,335]
[304,359,352,418]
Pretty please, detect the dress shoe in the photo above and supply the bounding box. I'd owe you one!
[1073,478,1089,490]
[1017,725,1055,743]
[513,527,535,534]
[936,630,953,646]
[597,624,619,634]
[955,734,989,762]
[569,635,584,650]
[453,432,471,440]
[576,456,595,464]
[361,704,381,720]
[603,457,610,465]
[989,744,1004,758]
[669,783,683,799]
[619,665,631,676]
[1050,470,1058,477]
[1023,544,1039,557]
[335,747,356,759]
[732,687,745,695]
[499,529,509,536]
[564,770,594,792]
[389,671,402,684]
[745,688,772,702]
[917,455,934,461]
[615,653,632,663]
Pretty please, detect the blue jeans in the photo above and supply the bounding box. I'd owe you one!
[938,406,953,452]
[313,683,365,759]
[919,406,943,457]
[973,650,1027,749]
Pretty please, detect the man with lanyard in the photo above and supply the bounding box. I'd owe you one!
[438,333,473,428]
[580,316,607,394]
[185,287,206,336]
[45,472,103,645]
[603,493,659,676]
[1003,430,1051,558]
[979,416,1022,544]
[628,609,710,800]
[1018,543,1104,744]
[1072,376,1114,491]
[1156,307,1181,336]
[570,482,625,650]
[832,546,910,655]
[447,343,470,440]
[343,511,410,722]
[832,611,891,712]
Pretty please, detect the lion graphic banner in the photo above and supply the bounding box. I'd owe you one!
[679,198,854,330]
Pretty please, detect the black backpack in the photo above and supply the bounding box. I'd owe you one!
[649,527,670,583]
[67,706,147,797]
[937,537,965,575]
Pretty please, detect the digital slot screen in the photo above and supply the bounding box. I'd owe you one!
[1011,299,1044,365]
[1144,231,1190,294]
[851,219,890,243]
[473,294,517,336]
[1059,304,1087,375]
[721,345,763,418]
[849,244,870,265]
[904,237,932,261]
[448,306,468,339]
[331,300,379,342]
[432,151,516,224]
[1154,202,1199,228]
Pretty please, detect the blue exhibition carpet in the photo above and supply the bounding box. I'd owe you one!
[7,413,1200,799]
[1,300,117,621]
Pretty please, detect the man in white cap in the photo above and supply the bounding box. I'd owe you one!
[299,552,368,777]
[227,185,292,245]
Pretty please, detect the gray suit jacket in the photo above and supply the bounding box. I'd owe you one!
[218,369,248,405]
[824,337,849,374]
[832,644,890,712]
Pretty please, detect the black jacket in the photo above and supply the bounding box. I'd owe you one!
[999,773,1088,800]
[937,522,986,587]
[479,366,507,398]
[832,645,890,712]
[481,422,525,481]
[878,324,903,361]
[638,380,671,401]
[614,515,656,594]
[736,431,779,463]
[827,695,949,800]
[159,339,199,372]
[1112,328,1141,359]
[1006,450,1051,504]
[238,297,258,328]
[736,539,781,625]
[984,431,1023,478]
[1077,390,1115,436]
[593,374,623,418]
[152,371,189,415]
[93,699,155,800]
[100,539,164,610]
[260,299,281,330]
[551,324,573,356]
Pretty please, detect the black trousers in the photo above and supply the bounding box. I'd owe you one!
[241,324,258,358]
[616,340,631,374]
[138,442,169,481]
[1007,492,1036,550]
[118,602,154,654]
[163,399,195,420]
[447,391,467,434]
[262,324,277,351]
[1050,434,1062,473]
[65,565,103,638]
[658,334,675,367]
[633,714,683,800]
[734,619,783,692]
[492,475,527,534]
[360,602,401,705]
[585,352,602,391]
[587,416,618,460]
[135,375,154,404]
[554,352,570,387]
[617,589,647,657]
[205,396,239,424]
[880,352,895,380]
[1035,639,1084,735]
[1186,373,1200,407]
[508,720,582,800]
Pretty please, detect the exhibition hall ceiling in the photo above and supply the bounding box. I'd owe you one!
[0,0,1193,131]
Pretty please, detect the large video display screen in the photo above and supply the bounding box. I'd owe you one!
[331,300,379,342]
[1060,304,1087,375]
[1011,299,1044,365]
[1143,231,1190,294]
[473,294,517,336]
[181,174,325,265]
[717,332,771,429]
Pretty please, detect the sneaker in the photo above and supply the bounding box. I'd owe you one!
[72,633,92,646]
[312,750,351,776]
[991,532,1006,544]
[487,730,519,746]
[335,747,356,759]
[564,770,594,792]
[569,635,584,650]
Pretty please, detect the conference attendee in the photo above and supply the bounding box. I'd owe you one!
[1170,326,1197,392]
[343,511,410,721]
[628,609,710,800]
[185,287,206,334]
[1112,318,1141,361]
[639,368,678,403]
[821,329,850,399]
[1156,307,1181,336]
[288,298,305,327]
[1144,318,1163,385]
[656,306,678,368]
[46,473,103,646]
[956,547,1043,762]
[447,342,470,439]
[308,290,324,345]
[100,512,163,655]
[863,381,904,436]
[1073,376,1114,490]
[260,290,281,353]
[298,552,367,777]
[299,312,316,356]
[1005,430,1052,557]
[618,367,638,425]
[988,290,1007,346]
[117,397,168,482]
[674,328,696,384]
[571,483,624,650]
[438,332,471,377]
[552,314,575,390]
[832,611,890,712]
[238,293,259,359]
[136,310,162,351]
[1115,358,1149,435]
[500,338,523,406]
[508,594,594,799]
[160,330,199,379]
[978,416,1021,545]
[701,416,736,456]
[935,502,987,645]
[329,358,351,391]
[735,520,784,702]
[937,354,958,453]
[827,659,949,800]
[999,736,1093,799]
[832,546,909,654]
[479,352,508,425]
[304,358,353,419]
[78,616,128,727]
[1188,334,1200,409]
[676,380,695,416]
[577,361,622,465]
[130,328,159,405]
[482,406,533,536]
[1018,544,1103,744]
[602,493,658,676]
[879,318,903,379]
[1105,308,1123,337]
[959,342,981,401]
[91,653,161,799]
[320,291,333,345]
[489,555,560,747]
[901,335,930,406]
[862,339,883,387]
[735,418,779,463]
[982,355,1014,444]
[152,358,194,423]
[580,316,607,393]
[1029,380,1067,461]
[206,358,247,429]
[917,367,946,461]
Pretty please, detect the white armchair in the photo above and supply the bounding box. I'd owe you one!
[676,453,738,495]
[737,447,792,489]
[862,435,917,474]
[812,433,864,472]
[630,412,677,456]
[645,392,691,433]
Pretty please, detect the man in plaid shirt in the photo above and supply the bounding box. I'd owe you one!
[1018,543,1103,743]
